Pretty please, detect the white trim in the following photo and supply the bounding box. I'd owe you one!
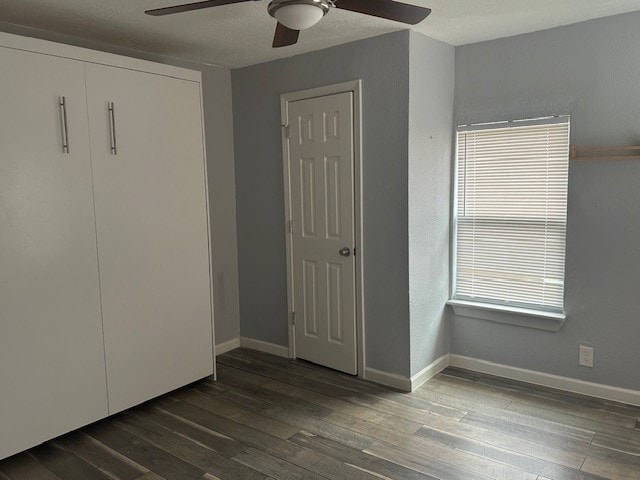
[448,300,566,332]
[196,82,217,382]
[215,338,240,356]
[240,337,290,358]
[364,368,412,392]
[364,354,451,392]
[457,115,570,132]
[0,31,201,82]
[410,354,451,391]
[280,80,365,376]
[450,355,640,407]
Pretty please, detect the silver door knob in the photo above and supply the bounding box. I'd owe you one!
[339,247,351,257]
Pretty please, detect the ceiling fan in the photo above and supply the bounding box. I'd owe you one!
[145,0,431,48]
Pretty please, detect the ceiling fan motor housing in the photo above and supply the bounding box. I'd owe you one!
[268,0,332,30]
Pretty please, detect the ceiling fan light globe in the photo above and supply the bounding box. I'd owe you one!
[274,4,325,30]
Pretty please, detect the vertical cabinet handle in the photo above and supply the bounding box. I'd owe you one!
[108,102,118,155]
[59,96,70,154]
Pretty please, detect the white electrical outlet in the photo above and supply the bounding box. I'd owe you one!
[579,346,594,367]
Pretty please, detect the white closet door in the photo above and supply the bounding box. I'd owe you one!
[0,48,108,459]
[85,64,213,414]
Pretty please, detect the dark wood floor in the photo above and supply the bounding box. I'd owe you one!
[2,349,640,480]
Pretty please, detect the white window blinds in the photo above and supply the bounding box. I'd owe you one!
[453,117,570,312]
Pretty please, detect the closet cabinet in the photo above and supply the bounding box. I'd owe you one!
[0,34,214,460]
[86,64,214,414]
[0,46,109,459]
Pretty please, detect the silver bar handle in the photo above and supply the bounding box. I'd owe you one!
[108,102,118,155]
[59,96,70,154]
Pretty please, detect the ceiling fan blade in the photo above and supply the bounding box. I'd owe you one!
[335,0,431,25]
[145,0,254,16]
[273,22,300,48]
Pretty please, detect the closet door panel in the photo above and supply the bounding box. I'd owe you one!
[0,48,108,459]
[85,64,213,414]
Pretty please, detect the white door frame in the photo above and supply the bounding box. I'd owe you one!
[281,80,365,377]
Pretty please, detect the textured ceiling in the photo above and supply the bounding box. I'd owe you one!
[0,0,639,68]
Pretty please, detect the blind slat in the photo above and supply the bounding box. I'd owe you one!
[453,119,569,311]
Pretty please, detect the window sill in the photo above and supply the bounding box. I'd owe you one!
[447,300,566,332]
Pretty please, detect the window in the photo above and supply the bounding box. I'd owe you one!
[452,116,570,314]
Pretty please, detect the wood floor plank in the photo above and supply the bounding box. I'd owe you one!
[414,426,607,480]
[305,370,403,397]
[136,474,167,480]
[54,431,148,480]
[412,381,513,410]
[0,453,61,480]
[462,410,596,444]
[258,405,376,450]
[219,363,380,408]
[215,364,272,388]
[84,421,205,480]
[581,456,640,480]
[435,375,638,429]
[370,395,467,422]
[174,389,301,439]
[464,411,640,470]
[309,407,536,480]
[3,349,638,480]
[440,367,484,382]
[114,413,265,480]
[219,351,315,379]
[364,441,534,480]
[308,456,390,480]
[474,373,640,420]
[290,430,446,480]
[414,414,586,469]
[121,408,248,458]
[260,380,385,421]
[28,443,113,480]
[325,410,423,436]
[222,349,312,375]
[591,431,640,455]
[231,447,326,480]
[506,401,640,442]
[190,381,228,397]
[161,401,324,470]
[217,383,333,419]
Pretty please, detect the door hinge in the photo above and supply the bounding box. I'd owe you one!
[291,312,296,325]
[284,125,291,139]
[288,220,294,234]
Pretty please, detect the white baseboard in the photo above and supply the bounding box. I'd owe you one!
[364,367,412,391]
[450,354,640,407]
[215,337,240,355]
[240,337,290,358]
[411,353,451,391]
[365,354,451,392]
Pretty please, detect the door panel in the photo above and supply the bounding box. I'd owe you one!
[289,92,356,374]
[85,64,213,414]
[0,47,108,459]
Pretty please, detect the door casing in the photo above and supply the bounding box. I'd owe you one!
[281,80,364,377]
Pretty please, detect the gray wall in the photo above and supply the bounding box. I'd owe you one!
[232,31,412,375]
[453,12,640,390]
[408,32,455,377]
[0,22,241,345]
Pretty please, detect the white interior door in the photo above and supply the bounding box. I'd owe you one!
[289,92,357,375]
[0,47,108,458]
[85,64,213,414]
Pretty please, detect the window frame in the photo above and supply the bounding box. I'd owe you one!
[449,116,570,331]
